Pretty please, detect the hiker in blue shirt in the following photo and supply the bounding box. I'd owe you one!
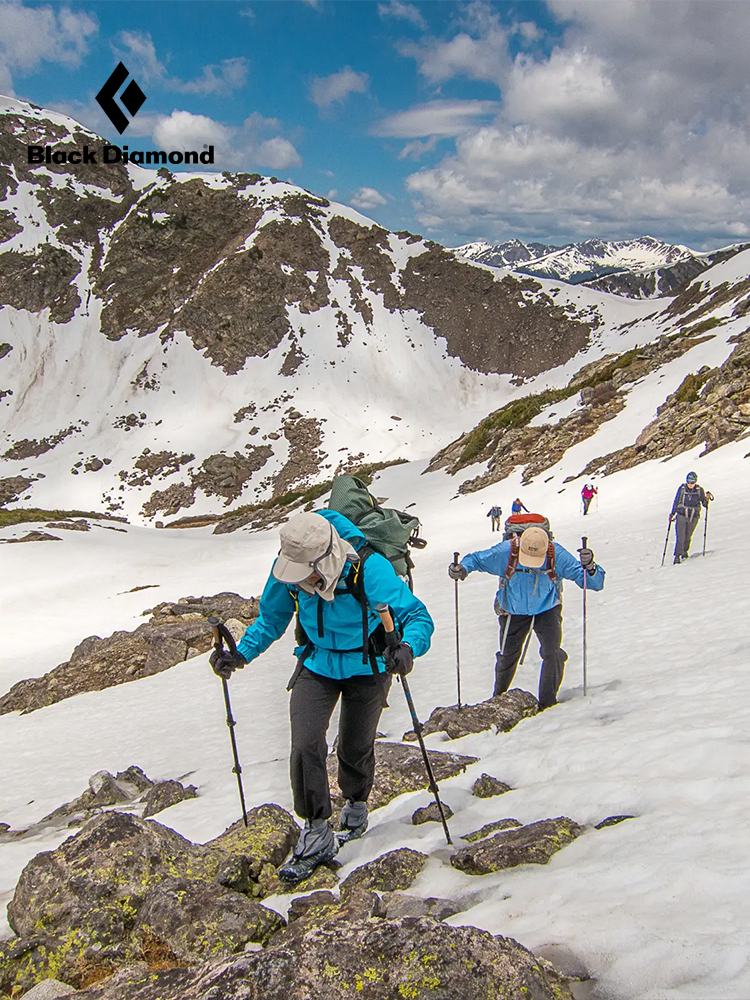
[449,524,604,709]
[511,498,528,515]
[210,510,434,884]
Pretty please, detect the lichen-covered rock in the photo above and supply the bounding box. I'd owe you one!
[141,779,198,818]
[471,773,512,798]
[0,811,283,990]
[340,848,428,896]
[403,689,538,741]
[205,804,300,882]
[72,917,577,999]
[461,818,523,843]
[327,742,477,818]
[38,766,156,826]
[411,801,454,825]
[382,894,461,921]
[450,817,585,875]
[136,877,284,959]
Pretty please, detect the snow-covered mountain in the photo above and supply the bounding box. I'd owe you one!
[452,236,750,299]
[0,97,632,526]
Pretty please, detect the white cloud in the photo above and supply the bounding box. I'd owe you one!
[373,99,501,138]
[309,66,368,110]
[350,187,388,209]
[117,31,248,96]
[255,136,302,170]
[378,1,426,30]
[391,1,750,243]
[142,109,302,171]
[0,0,97,95]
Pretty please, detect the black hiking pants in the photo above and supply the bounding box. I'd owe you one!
[289,666,391,821]
[674,511,700,559]
[495,605,567,710]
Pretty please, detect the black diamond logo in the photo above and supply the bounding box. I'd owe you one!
[96,62,146,134]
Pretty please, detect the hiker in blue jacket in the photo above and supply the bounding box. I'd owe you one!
[487,505,502,531]
[511,498,529,515]
[210,509,434,884]
[448,525,604,709]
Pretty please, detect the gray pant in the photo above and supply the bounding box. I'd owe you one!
[289,666,391,821]
[674,511,700,559]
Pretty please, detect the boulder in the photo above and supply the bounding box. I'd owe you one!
[403,689,538,741]
[461,818,523,843]
[71,916,576,999]
[205,804,300,882]
[411,801,454,825]
[0,810,285,994]
[450,817,585,875]
[472,773,512,798]
[327,742,477,818]
[141,780,198,818]
[20,981,77,999]
[382,894,460,921]
[340,848,428,896]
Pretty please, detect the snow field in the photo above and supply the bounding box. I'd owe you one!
[2,434,750,997]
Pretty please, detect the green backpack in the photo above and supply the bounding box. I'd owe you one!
[328,475,425,586]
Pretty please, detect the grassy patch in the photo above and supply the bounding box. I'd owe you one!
[674,370,713,404]
[683,317,723,336]
[0,508,125,528]
[213,459,408,524]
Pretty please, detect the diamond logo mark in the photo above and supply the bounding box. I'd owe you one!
[96,62,146,135]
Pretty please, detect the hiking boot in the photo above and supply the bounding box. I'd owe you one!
[338,799,368,845]
[277,819,338,886]
[673,555,682,564]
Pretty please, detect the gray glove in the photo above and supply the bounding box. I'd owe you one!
[210,648,246,679]
[448,562,467,581]
[577,547,596,574]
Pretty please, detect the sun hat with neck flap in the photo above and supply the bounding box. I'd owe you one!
[272,512,358,601]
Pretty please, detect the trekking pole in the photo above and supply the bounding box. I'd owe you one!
[519,615,535,665]
[703,501,709,556]
[378,609,452,845]
[581,536,588,698]
[207,615,248,827]
[453,551,462,710]
[660,517,673,567]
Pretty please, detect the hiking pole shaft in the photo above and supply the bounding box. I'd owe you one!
[378,609,453,845]
[208,616,248,827]
[661,518,672,567]
[581,536,588,698]
[703,501,709,556]
[453,551,462,710]
[519,615,535,665]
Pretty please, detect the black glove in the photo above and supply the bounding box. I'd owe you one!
[448,562,467,581]
[384,641,413,676]
[577,547,597,574]
[706,492,714,502]
[210,648,246,679]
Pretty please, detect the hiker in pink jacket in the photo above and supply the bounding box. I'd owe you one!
[581,483,598,515]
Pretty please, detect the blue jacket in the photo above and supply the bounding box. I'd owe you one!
[237,510,434,680]
[461,540,605,616]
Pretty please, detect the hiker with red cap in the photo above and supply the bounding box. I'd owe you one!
[448,513,605,710]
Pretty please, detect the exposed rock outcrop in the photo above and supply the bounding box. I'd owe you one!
[0,593,258,715]
[450,817,585,875]
[403,689,538,741]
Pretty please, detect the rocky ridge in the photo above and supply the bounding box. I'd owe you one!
[0,686,614,999]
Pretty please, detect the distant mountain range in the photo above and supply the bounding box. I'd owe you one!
[451,236,750,298]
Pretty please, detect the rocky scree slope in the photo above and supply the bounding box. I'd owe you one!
[428,253,750,492]
[0,98,598,526]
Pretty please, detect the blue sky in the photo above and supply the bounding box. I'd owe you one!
[3,0,750,250]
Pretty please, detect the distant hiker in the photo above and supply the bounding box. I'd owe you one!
[670,472,714,563]
[487,505,503,531]
[581,483,598,515]
[448,516,604,709]
[511,498,529,515]
[210,510,434,884]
